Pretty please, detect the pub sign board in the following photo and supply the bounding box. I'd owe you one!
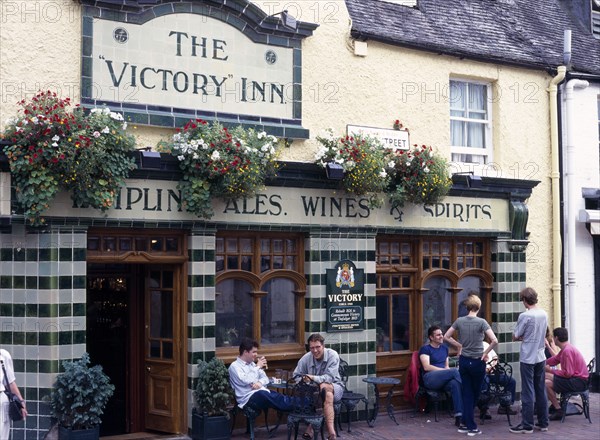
[326,260,365,332]
[80,1,316,138]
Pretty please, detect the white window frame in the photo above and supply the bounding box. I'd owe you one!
[449,79,493,165]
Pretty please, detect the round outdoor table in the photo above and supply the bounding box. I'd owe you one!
[362,376,401,427]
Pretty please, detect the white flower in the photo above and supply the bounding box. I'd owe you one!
[379,170,388,178]
[91,108,100,114]
[52,142,58,147]
[32,117,39,124]
[93,131,101,138]
[211,151,220,161]
[423,166,430,173]
[177,155,185,161]
[101,126,110,134]
[110,111,124,121]
[388,161,395,169]
[52,135,60,142]
[122,122,127,130]
[257,131,266,139]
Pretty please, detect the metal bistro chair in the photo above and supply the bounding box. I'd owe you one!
[558,357,595,424]
[286,378,325,440]
[477,361,514,426]
[414,371,450,422]
[337,359,368,433]
[230,399,268,440]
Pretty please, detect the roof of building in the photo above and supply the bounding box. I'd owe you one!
[345,0,600,75]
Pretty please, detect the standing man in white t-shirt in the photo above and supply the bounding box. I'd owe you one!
[510,287,549,434]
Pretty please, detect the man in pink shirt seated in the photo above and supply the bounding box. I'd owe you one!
[544,327,589,421]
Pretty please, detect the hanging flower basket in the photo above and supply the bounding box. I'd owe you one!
[388,144,452,208]
[1,91,137,225]
[158,119,281,219]
[315,129,393,209]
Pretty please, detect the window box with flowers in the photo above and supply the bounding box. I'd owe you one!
[158,119,280,219]
[1,91,137,225]
[315,130,393,209]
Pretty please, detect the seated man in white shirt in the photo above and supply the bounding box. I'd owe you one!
[229,337,295,412]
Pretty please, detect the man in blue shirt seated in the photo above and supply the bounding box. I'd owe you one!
[419,325,464,426]
[229,337,294,412]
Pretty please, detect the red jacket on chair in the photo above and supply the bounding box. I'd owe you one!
[404,351,421,405]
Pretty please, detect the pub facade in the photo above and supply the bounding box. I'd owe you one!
[0,0,568,437]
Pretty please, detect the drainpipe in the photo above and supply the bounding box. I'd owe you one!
[564,78,589,339]
[548,65,566,328]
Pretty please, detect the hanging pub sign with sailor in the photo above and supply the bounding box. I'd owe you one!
[326,260,365,332]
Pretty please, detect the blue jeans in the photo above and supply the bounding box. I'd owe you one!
[520,361,548,428]
[422,368,463,417]
[246,390,294,412]
[459,355,486,431]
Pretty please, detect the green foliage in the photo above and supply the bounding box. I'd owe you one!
[49,353,115,430]
[194,357,233,417]
[388,144,452,208]
[2,90,137,225]
[158,119,280,218]
[315,129,394,209]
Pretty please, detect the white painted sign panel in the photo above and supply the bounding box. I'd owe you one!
[347,125,410,151]
[91,14,294,119]
[44,180,510,233]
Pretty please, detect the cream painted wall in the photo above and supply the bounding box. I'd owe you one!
[0,0,554,313]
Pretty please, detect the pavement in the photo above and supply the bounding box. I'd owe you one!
[228,393,600,440]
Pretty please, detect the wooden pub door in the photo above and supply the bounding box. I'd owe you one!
[86,263,184,435]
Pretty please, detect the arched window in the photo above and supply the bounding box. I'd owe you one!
[215,233,305,355]
[376,237,492,352]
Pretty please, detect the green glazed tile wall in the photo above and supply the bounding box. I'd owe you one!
[305,232,377,402]
[186,231,217,428]
[0,226,87,440]
[491,239,528,390]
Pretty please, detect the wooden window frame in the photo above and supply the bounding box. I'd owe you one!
[376,237,492,353]
[215,232,306,363]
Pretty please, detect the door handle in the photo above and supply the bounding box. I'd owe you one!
[146,366,151,372]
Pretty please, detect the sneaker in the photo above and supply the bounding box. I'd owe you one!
[498,406,518,415]
[509,424,534,434]
[457,425,469,433]
[535,423,549,432]
[468,429,482,436]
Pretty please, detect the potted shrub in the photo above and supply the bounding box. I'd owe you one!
[192,357,234,440]
[49,353,115,440]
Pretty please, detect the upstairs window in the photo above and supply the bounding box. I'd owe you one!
[450,80,492,165]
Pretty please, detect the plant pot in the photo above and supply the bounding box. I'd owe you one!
[325,162,344,180]
[58,425,100,440]
[192,410,231,440]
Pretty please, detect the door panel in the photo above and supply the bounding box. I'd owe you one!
[144,266,181,433]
